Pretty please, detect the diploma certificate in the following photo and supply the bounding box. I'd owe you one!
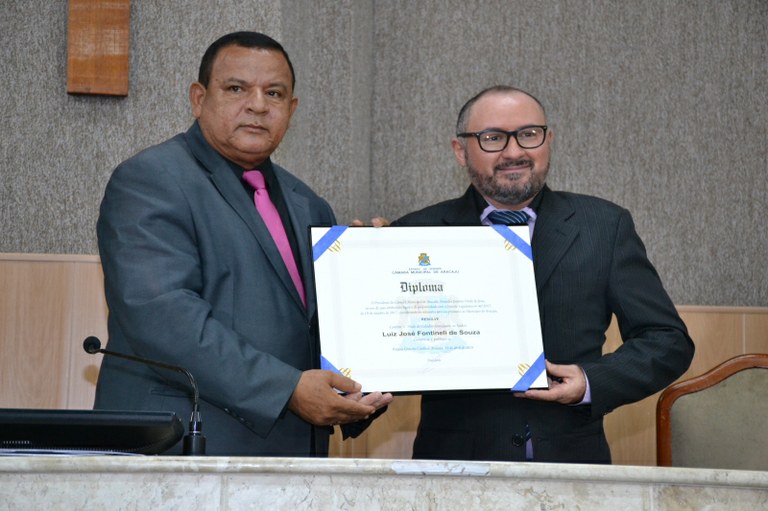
[310,226,547,393]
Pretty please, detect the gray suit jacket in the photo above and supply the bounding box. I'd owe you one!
[94,122,335,456]
[393,185,694,463]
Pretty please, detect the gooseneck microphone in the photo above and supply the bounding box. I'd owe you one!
[83,336,206,455]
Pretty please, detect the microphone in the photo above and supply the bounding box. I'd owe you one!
[83,336,206,455]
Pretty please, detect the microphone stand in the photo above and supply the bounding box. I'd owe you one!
[83,336,206,455]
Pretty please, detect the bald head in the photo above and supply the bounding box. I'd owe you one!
[456,86,546,135]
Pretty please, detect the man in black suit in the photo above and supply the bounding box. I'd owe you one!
[393,86,694,463]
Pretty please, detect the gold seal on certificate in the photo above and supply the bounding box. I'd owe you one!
[311,226,547,393]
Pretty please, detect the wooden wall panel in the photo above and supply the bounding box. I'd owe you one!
[679,308,746,377]
[0,258,74,408]
[331,395,420,459]
[66,0,131,96]
[66,261,108,409]
[0,255,108,410]
[602,318,657,466]
[1,254,766,465]
[745,312,768,354]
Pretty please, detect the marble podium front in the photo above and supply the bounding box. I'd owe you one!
[1,456,767,510]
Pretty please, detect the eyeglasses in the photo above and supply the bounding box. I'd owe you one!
[457,125,548,152]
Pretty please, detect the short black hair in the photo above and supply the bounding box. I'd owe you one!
[197,31,296,90]
[456,86,545,134]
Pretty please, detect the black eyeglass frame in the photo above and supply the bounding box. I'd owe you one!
[456,125,549,152]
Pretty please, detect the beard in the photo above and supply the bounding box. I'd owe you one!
[466,156,549,208]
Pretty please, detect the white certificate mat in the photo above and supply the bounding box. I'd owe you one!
[311,226,547,393]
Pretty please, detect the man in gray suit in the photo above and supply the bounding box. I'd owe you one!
[94,31,391,456]
[393,86,694,463]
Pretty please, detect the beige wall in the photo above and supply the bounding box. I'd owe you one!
[0,1,766,306]
[2,254,767,465]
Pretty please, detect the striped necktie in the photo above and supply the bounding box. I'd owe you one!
[487,209,530,226]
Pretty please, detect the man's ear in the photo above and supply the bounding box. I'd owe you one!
[189,82,206,119]
[451,138,467,167]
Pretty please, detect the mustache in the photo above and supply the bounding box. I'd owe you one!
[494,159,533,171]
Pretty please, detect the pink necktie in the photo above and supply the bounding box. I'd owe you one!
[242,170,306,307]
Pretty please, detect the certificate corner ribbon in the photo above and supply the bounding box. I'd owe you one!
[491,225,533,261]
[312,225,348,262]
[320,355,343,375]
[510,352,546,392]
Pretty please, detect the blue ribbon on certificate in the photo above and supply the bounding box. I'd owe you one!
[312,225,348,261]
[320,355,342,375]
[491,225,540,389]
[491,225,533,261]
[511,352,546,391]
[315,227,347,378]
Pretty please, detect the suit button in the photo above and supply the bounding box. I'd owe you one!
[511,434,525,447]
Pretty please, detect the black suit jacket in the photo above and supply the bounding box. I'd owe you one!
[94,122,336,456]
[393,185,694,463]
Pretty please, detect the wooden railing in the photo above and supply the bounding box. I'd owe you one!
[2,253,766,465]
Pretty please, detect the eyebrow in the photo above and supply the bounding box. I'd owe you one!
[474,124,544,132]
[219,77,289,90]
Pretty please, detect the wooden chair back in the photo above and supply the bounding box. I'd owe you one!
[656,353,768,469]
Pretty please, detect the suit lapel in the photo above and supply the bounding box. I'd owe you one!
[185,123,306,312]
[442,187,486,225]
[531,187,578,292]
[275,168,316,317]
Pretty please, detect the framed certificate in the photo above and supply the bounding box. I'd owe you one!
[310,226,547,393]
